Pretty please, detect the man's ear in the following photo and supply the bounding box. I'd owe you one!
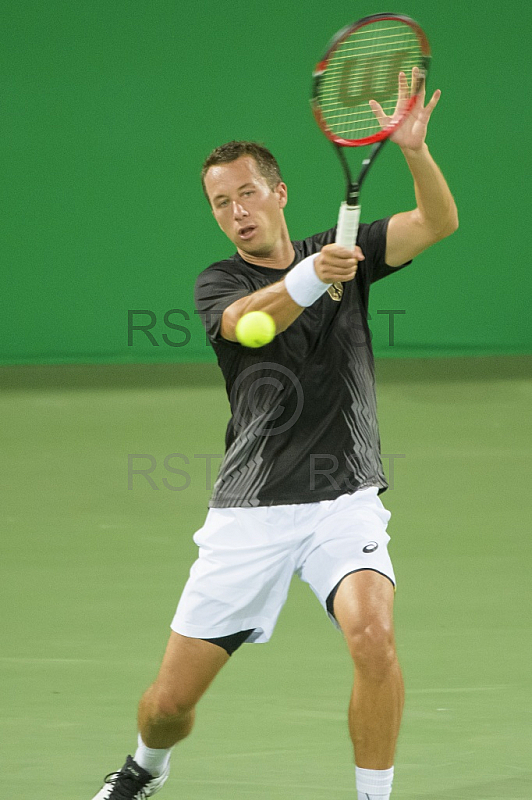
[276,182,288,209]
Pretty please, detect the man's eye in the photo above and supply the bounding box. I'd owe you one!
[218,200,229,207]
[243,191,254,197]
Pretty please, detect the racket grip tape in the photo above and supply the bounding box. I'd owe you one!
[335,202,361,249]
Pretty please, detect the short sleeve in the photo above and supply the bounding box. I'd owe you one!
[357,217,411,284]
[194,267,250,343]
[298,219,410,282]
[298,227,337,256]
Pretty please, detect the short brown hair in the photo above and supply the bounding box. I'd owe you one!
[201,141,283,203]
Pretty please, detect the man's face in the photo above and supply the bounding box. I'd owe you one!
[204,156,288,258]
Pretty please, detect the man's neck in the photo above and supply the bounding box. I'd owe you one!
[237,232,295,270]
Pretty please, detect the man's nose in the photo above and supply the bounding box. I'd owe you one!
[232,201,249,219]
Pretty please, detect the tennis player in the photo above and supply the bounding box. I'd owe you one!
[91,84,457,799]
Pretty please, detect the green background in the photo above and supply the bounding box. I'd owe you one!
[2,0,530,365]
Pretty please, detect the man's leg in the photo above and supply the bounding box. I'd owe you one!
[137,631,231,750]
[91,631,232,798]
[332,570,404,797]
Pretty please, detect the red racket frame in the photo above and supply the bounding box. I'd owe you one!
[312,13,431,147]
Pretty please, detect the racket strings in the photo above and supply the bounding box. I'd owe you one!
[316,20,424,140]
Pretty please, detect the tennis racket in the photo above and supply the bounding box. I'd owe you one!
[311,12,431,249]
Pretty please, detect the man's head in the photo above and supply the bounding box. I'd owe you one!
[201,141,283,200]
[201,141,290,259]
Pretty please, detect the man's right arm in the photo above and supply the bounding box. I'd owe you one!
[220,243,364,342]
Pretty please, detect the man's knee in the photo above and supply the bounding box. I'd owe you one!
[344,619,397,678]
[145,682,197,723]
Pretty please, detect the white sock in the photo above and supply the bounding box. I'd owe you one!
[134,733,172,777]
[356,766,394,799]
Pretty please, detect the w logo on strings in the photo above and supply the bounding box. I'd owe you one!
[339,50,410,107]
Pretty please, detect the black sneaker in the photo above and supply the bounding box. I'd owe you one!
[91,754,170,799]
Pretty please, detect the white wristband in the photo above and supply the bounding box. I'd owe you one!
[284,254,331,307]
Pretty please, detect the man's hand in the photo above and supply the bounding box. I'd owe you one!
[314,243,365,284]
[369,66,441,153]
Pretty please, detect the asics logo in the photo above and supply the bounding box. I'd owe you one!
[362,541,378,553]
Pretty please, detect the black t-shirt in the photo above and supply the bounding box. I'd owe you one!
[194,217,409,508]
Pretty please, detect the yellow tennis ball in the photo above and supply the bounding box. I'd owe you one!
[235,311,276,348]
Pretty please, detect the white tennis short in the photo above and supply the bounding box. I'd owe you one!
[171,486,395,644]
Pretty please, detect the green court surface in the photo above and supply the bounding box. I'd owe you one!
[1,356,531,799]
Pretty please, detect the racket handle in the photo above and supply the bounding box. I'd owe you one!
[335,202,361,249]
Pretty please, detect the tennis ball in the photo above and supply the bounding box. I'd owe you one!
[235,311,276,348]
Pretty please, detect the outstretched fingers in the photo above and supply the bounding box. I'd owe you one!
[368,98,387,128]
[369,69,440,131]
[398,70,409,103]
[411,66,425,99]
[369,71,408,127]
[420,89,441,123]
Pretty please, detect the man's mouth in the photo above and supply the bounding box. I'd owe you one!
[238,225,257,241]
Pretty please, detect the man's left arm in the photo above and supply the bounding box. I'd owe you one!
[370,69,459,268]
[386,143,458,266]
